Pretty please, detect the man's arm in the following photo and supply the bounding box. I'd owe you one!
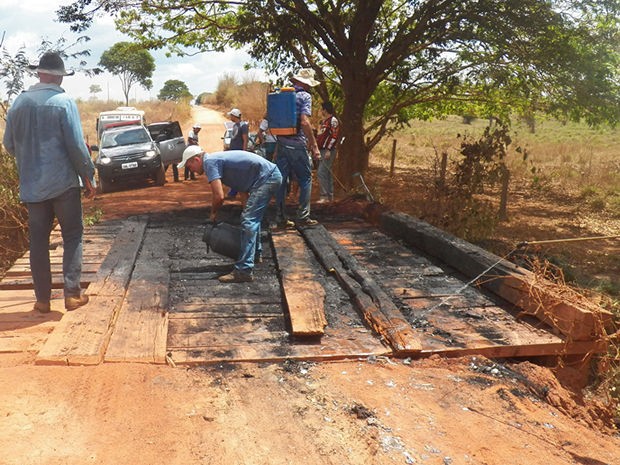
[301,114,320,159]
[241,124,249,151]
[2,116,15,155]
[209,178,225,222]
[82,176,96,199]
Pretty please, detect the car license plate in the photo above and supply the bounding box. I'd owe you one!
[121,162,138,169]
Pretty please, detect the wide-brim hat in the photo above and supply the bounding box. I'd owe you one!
[291,68,319,87]
[177,145,205,169]
[28,51,74,76]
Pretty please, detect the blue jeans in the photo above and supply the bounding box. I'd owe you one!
[275,143,313,221]
[26,187,84,302]
[236,169,282,272]
[318,148,335,199]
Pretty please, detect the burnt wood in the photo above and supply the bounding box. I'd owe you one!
[380,212,613,341]
[300,225,421,355]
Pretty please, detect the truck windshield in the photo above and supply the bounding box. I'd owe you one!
[101,127,151,148]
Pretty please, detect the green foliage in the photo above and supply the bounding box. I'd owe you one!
[454,122,526,199]
[0,143,28,272]
[158,79,192,102]
[83,206,103,226]
[1,33,101,115]
[0,46,28,111]
[99,42,155,105]
[89,84,102,97]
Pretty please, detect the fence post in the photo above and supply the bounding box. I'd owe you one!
[390,139,397,177]
[438,152,448,189]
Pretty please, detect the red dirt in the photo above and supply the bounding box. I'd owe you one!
[0,107,618,465]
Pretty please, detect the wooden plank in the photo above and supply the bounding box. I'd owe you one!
[4,263,100,276]
[168,315,286,346]
[167,327,390,365]
[168,314,285,335]
[380,212,614,341]
[86,218,149,297]
[14,252,110,265]
[0,272,97,290]
[168,303,283,319]
[105,229,170,364]
[301,225,421,355]
[0,325,53,354]
[35,296,123,365]
[272,230,327,336]
[36,218,148,365]
[420,339,607,358]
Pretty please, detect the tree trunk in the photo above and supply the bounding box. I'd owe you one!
[334,87,370,191]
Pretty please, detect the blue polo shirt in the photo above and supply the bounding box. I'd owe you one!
[204,150,278,192]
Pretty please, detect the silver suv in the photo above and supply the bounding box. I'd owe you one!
[91,121,186,193]
[92,125,163,193]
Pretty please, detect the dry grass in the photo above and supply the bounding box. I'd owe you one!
[371,116,620,211]
[77,99,192,144]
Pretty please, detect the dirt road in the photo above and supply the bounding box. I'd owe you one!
[0,106,618,465]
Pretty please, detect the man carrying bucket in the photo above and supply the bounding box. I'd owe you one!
[177,146,282,283]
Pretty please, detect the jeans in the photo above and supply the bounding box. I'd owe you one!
[166,163,179,181]
[26,187,84,302]
[275,143,313,221]
[318,148,335,200]
[236,169,282,272]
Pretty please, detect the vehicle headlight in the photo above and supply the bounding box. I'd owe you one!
[143,150,157,159]
[99,155,112,165]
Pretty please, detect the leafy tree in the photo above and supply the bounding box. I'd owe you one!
[57,1,620,186]
[0,46,28,114]
[99,41,155,105]
[158,79,192,101]
[89,84,102,99]
[1,32,99,116]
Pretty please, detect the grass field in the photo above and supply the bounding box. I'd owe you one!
[370,115,620,218]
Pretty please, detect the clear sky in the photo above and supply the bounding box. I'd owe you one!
[0,0,266,102]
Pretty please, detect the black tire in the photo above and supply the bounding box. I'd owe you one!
[99,176,112,194]
[154,164,166,186]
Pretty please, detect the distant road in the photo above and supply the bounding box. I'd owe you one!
[190,105,227,153]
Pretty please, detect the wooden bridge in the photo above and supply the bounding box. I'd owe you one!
[0,201,612,366]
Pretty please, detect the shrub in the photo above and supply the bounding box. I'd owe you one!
[0,143,28,275]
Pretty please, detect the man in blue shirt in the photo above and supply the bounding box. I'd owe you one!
[227,108,248,151]
[275,68,321,227]
[3,51,96,313]
[177,146,282,283]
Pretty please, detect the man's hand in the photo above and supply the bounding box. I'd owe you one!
[83,178,96,199]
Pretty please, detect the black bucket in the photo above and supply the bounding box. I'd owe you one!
[202,222,243,259]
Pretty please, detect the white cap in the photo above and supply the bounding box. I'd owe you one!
[228,108,242,118]
[177,145,205,169]
[192,123,201,129]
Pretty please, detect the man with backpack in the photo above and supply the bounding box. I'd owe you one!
[274,68,321,227]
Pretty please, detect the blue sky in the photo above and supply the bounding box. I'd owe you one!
[0,0,265,102]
